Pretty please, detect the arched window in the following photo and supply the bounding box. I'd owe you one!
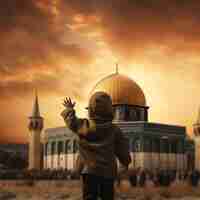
[129,109,137,121]
[144,138,152,152]
[58,141,63,154]
[118,106,125,120]
[73,140,79,153]
[163,139,169,153]
[178,140,184,154]
[171,140,177,153]
[132,140,135,152]
[51,142,55,155]
[135,139,140,152]
[152,138,160,153]
[65,140,69,154]
[44,143,48,156]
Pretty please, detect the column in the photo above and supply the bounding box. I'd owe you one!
[43,143,47,169]
[129,138,134,168]
[51,141,55,168]
[63,140,66,169]
[168,141,172,170]
[174,140,178,170]
[165,139,169,170]
[160,137,169,170]
[58,141,64,169]
[151,138,155,170]
[65,140,69,170]
[149,139,153,170]
[47,142,51,169]
[132,139,136,169]
[180,140,184,171]
[144,138,152,170]
[160,139,163,169]
[177,140,181,171]
[135,138,141,168]
[153,138,160,170]
[183,140,186,171]
[55,141,58,169]
[68,140,73,170]
[140,135,144,169]
[73,140,79,169]
[114,106,120,121]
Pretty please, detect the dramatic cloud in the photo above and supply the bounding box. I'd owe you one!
[62,0,200,60]
[1,0,200,143]
[0,0,94,98]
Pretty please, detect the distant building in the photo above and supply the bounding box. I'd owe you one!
[194,108,200,170]
[28,69,195,171]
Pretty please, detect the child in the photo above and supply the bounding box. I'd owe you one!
[61,91,131,200]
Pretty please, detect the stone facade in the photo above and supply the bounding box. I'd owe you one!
[195,137,200,170]
[42,121,189,171]
[115,121,187,171]
[43,127,79,170]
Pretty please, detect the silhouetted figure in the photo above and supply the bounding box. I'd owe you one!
[129,170,137,187]
[171,171,181,186]
[151,170,159,187]
[190,170,199,187]
[162,170,170,186]
[145,173,154,188]
[139,170,146,187]
[61,92,131,200]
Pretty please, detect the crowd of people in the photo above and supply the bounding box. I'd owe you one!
[119,168,200,188]
[0,168,200,188]
[0,169,74,180]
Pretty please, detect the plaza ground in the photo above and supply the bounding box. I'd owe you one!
[1,180,200,200]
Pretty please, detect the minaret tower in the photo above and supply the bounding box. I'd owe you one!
[194,107,200,136]
[28,91,43,170]
[194,107,200,170]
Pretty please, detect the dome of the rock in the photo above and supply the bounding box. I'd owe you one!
[90,72,146,107]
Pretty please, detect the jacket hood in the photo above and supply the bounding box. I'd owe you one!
[88,91,113,121]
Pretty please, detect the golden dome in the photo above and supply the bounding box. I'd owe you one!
[90,72,146,107]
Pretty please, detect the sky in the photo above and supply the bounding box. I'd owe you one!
[1,0,200,143]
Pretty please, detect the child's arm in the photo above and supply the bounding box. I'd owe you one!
[61,97,89,136]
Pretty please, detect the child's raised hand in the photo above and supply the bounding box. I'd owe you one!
[63,97,76,109]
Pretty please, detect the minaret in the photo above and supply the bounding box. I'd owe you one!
[194,107,200,170]
[194,107,200,136]
[28,91,43,170]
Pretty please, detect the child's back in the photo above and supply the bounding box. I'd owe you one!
[61,91,131,200]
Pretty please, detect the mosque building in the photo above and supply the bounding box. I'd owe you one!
[28,68,195,171]
[193,108,200,170]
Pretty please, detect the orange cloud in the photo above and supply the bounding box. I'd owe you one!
[1,0,200,143]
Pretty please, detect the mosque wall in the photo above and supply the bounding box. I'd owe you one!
[44,153,79,170]
[43,151,187,171]
[195,137,200,170]
[42,122,189,172]
[152,153,159,169]
[130,152,186,171]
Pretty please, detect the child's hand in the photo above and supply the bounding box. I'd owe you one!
[63,97,76,109]
[61,97,76,120]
